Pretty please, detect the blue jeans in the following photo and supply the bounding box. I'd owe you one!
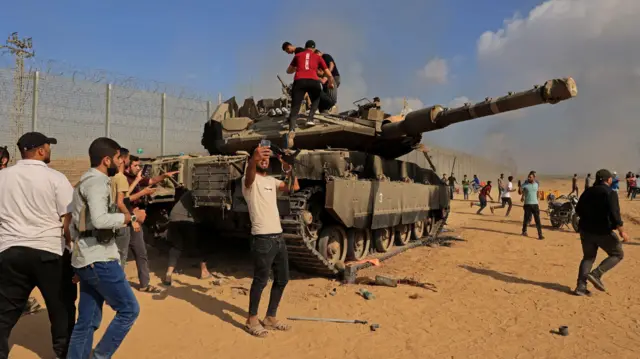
[67,260,140,359]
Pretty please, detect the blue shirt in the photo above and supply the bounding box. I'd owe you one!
[522,181,539,205]
[612,176,619,190]
[473,177,480,185]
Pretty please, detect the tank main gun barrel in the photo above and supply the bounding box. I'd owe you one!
[380,77,577,138]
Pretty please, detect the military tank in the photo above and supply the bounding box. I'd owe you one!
[147,76,577,280]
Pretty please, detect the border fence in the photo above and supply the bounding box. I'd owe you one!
[0,55,217,162]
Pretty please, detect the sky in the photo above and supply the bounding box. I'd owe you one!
[1,0,638,174]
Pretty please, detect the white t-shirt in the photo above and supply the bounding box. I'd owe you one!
[502,182,513,198]
[0,160,74,256]
[242,174,283,235]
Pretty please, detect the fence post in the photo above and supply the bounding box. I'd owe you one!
[31,71,39,132]
[105,84,112,137]
[161,93,166,156]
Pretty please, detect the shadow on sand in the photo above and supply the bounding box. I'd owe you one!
[9,311,54,358]
[459,265,572,294]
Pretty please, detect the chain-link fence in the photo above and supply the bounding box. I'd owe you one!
[0,55,217,162]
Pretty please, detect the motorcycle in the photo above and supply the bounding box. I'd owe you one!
[546,194,579,232]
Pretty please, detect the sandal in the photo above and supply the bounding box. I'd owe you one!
[162,274,173,286]
[139,285,162,293]
[245,323,269,338]
[261,320,291,331]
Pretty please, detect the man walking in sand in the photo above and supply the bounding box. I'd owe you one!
[491,175,515,216]
[242,144,299,337]
[497,173,505,199]
[470,181,494,214]
[521,172,544,240]
[584,173,592,191]
[573,169,629,296]
[569,174,579,197]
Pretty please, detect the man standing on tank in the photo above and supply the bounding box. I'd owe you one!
[284,40,335,148]
[314,49,340,104]
[281,41,303,55]
[242,144,299,337]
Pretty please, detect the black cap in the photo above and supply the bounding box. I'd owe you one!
[595,169,612,182]
[17,132,57,151]
[304,40,316,49]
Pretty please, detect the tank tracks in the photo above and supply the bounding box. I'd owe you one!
[280,185,447,279]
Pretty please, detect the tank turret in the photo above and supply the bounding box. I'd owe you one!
[202,77,577,159]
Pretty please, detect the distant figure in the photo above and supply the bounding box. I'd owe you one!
[573,169,628,296]
[447,173,457,200]
[461,174,470,200]
[497,173,505,198]
[472,174,480,192]
[611,171,619,193]
[491,175,515,216]
[569,173,579,197]
[584,173,592,191]
[470,181,494,214]
[625,172,633,198]
[521,172,544,240]
[630,175,639,200]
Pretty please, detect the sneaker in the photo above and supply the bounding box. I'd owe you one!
[306,119,316,126]
[587,272,606,291]
[573,285,592,296]
[22,297,42,316]
[521,232,528,237]
[538,235,545,240]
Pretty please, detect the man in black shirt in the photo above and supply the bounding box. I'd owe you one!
[314,49,340,103]
[569,173,579,196]
[447,173,457,200]
[574,169,629,296]
[281,41,303,55]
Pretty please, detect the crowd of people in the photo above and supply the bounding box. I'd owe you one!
[0,130,300,358]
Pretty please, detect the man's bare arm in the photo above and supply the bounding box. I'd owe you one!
[116,192,130,216]
[62,213,72,247]
[245,146,271,189]
[278,175,300,193]
[286,66,296,74]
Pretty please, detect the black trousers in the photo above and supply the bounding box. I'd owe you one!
[0,246,77,358]
[248,234,290,317]
[522,204,543,237]
[288,79,322,131]
[167,221,207,268]
[577,231,624,286]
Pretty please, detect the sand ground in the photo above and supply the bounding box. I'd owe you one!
[8,178,640,359]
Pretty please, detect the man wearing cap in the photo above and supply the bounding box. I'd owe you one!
[573,169,629,296]
[0,132,76,359]
[284,40,335,148]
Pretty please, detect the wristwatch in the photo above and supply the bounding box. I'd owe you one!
[131,214,137,224]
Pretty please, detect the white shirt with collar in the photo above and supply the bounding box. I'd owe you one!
[0,159,74,256]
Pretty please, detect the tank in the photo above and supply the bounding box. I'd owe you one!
[145,76,577,279]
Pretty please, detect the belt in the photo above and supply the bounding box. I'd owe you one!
[254,233,282,240]
[79,230,96,238]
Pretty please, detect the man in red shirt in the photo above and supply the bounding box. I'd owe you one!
[285,40,335,148]
[470,181,494,214]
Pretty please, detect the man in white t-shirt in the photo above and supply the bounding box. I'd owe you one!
[0,132,75,359]
[491,175,515,216]
[242,144,299,337]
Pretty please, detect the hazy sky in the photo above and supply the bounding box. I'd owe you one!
[1,0,637,174]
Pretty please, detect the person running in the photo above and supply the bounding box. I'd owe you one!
[284,40,335,148]
[521,172,544,240]
[67,137,146,359]
[470,181,494,214]
[491,175,515,216]
[497,173,505,199]
[472,174,480,193]
[242,144,299,337]
[569,173,579,197]
[461,174,470,200]
[573,169,629,296]
[611,171,620,193]
[631,174,639,200]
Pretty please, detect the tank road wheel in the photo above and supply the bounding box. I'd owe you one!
[411,220,425,240]
[395,224,411,246]
[373,228,395,253]
[318,225,348,264]
[346,228,371,261]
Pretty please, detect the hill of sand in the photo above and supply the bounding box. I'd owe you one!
[8,177,640,359]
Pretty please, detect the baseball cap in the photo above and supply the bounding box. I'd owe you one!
[304,40,316,49]
[17,132,57,151]
[595,169,612,182]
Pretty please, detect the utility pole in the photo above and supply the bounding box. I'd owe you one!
[1,32,34,161]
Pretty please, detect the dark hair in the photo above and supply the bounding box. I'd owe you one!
[508,175,514,181]
[120,147,130,157]
[129,155,140,163]
[574,173,577,176]
[281,41,292,51]
[587,173,591,176]
[88,137,121,168]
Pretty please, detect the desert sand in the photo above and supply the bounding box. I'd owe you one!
[8,177,640,359]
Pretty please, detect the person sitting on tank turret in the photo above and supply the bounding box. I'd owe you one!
[314,49,340,104]
[284,40,335,148]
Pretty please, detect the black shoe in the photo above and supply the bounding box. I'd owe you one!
[522,232,528,237]
[587,272,606,292]
[538,235,545,240]
[573,286,592,296]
